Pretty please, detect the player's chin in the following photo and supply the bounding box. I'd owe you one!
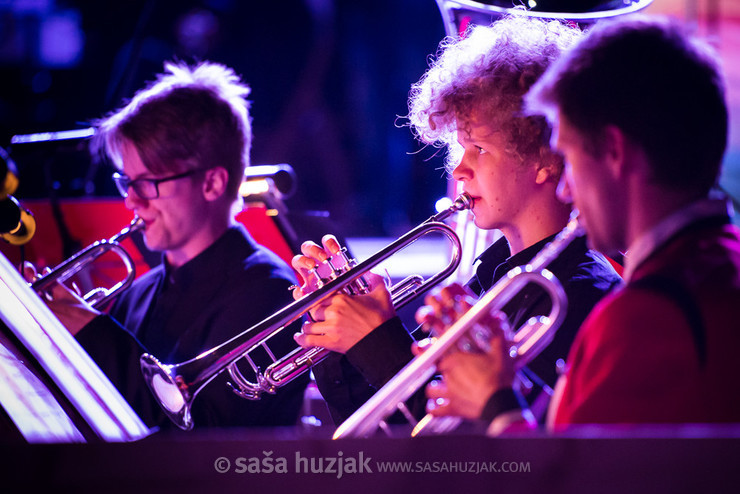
[141,232,166,253]
[471,214,496,231]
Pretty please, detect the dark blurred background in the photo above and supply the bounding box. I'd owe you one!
[2,0,739,239]
[0,0,450,238]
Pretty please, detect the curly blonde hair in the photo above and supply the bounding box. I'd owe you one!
[407,15,582,172]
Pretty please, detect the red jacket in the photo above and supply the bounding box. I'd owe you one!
[552,222,740,427]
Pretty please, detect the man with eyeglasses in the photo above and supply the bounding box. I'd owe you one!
[111,169,203,200]
[34,61,308,431]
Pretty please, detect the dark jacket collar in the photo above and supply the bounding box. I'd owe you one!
[162,224,257,288]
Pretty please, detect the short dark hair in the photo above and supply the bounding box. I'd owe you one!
[527,16,728,194]
[95,61,252,199]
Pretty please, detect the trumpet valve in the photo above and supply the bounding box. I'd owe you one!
[326,247,351,274]
[455,323,493,354]
[325,247,370,296]
[308,264,332,289]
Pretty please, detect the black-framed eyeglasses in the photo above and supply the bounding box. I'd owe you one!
[112,169,203,199]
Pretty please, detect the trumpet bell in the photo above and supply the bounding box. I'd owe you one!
[140,354,194,430]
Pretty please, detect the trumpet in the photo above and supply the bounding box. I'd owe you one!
[140,193,472,430]
[333,212,584,439]
[31,216,145,309]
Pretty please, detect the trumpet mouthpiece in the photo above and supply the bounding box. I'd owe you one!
[453,192,473,212]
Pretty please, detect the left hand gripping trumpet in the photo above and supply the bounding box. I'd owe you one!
[140,194,472,430]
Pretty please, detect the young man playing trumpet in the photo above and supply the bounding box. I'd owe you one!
[30,61,307,430]
[425,15,740,431]
[291,15,622,426]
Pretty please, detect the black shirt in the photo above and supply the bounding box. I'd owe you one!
[314,232,622,424]
[77,224,308,431]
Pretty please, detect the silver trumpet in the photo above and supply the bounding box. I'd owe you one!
[333,212,584,439]
[140,193,472,430]
[31,217,145,309]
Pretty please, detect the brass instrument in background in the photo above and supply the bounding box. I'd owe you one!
[31,217,145,309]
[140,193,472,431]
[435,0,655,38]
[0,195,36,245]
[1,146,36,246]
[333,212,583,439]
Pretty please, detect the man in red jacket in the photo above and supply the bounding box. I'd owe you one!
[425,15,740,432]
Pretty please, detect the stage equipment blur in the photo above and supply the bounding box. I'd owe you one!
[435,0,655,38]
[239,164,301,258]
[30,217,144,309]
[140,193,472,430]
[241,164,297,199]
[333,212,583,439]
[1,146,36,246]
[0,195,37,246]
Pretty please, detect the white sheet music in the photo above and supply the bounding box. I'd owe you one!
[0,341,84,443]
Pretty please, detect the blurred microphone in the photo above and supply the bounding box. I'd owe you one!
[241,164,297,198]
[1,146,19,197]
[0,147,35,245]
[0,195,36,245]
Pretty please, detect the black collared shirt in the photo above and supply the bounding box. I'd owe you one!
[78,224,307,430]
[468,234,622,416]
[116,225,297,363]
[315,232,622,424]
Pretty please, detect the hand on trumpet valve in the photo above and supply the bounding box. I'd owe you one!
[413,308,517,420]
[23,261,100,335]
[290,233,396,354]
[415,283,476,338]
[291,234,346,298]
[293,271,395,354]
